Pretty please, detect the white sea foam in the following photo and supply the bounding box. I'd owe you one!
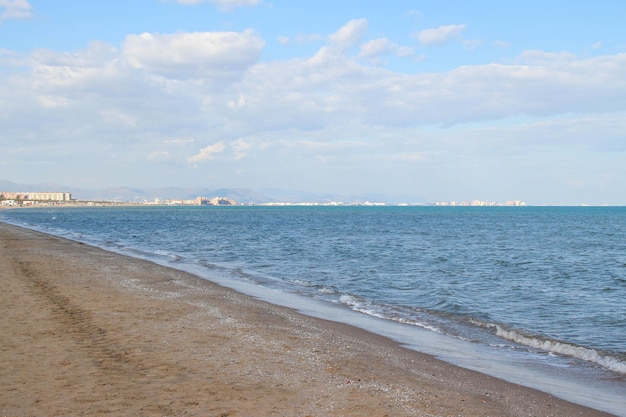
[396,317,442,333]
[291,279,315,287]
[339,294,444,333]
[339,294,361,306]
[339,294,388,320]
[154,249,182,261]
[495,325,626,375]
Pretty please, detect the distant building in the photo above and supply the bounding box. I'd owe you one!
[195,196,236,206]
[164,196,236,206]
[0,191,72,202]
[435,199,526,207]
[27,192,72,202]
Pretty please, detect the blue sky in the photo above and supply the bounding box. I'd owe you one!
[1,0,626,204]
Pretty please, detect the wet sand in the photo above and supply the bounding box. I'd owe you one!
[0,222,615,416]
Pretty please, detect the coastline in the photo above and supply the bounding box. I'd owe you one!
[0,222,616,416]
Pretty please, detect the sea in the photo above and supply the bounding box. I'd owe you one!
[2,205,625,415]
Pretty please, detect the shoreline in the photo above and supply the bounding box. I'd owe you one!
[0,222,617,416]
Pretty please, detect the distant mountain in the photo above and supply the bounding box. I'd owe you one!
[211,188,275,204]
[84,186,151,202]
[0,180,69,193]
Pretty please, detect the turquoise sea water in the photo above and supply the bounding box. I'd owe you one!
[3,206,626,413]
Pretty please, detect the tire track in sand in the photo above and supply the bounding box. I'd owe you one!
[16,260,143,375]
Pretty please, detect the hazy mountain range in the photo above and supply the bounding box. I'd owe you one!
[0,180,417,205]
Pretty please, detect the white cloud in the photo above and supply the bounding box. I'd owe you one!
[396,46,415,58]
[29,42,122,92]
[188,142,225,163]
[328,18,368,51]
[278,33,322,45]
[247,46,625,131]
[7,27,626,138]
[122,30,264,80]
[416,24,466,45]
[227,94,246,109]
[359,38,398,58]
[515,50,577,64]
[0,0,32,22]
[232,138,250,160]
[307,19,369,66]
[495,40,511,48]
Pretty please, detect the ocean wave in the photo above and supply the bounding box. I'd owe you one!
[494,325,626,375]
[339,294,364,308]
[338,294,443,333]
[290,279,316,288]
[317,286,336,295]
[154,249,183,262]
[337,296,626,376]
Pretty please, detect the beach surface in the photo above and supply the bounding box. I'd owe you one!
[0,222,615,417]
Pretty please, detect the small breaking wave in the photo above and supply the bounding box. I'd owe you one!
[337,294,626,376]
[494,325,626,375]
[154,249,183,262]
[338,294,443,334]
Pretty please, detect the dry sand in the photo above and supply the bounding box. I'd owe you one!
[0,222,615,416]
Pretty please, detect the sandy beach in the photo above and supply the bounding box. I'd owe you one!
[0,222,615,417]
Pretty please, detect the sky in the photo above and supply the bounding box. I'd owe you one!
[1,0,626,205]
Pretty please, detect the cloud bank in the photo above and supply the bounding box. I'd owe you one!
[2,18,626,203]
[122,30,264,80]
[0,0,32,22]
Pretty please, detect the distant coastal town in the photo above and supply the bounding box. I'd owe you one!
[434,200,526,207]
[0,191,236,207]
[1,190,526,208]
